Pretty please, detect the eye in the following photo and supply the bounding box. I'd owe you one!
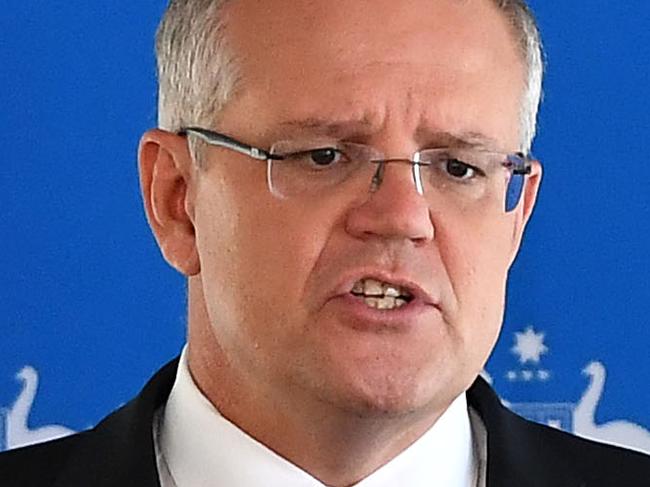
[445,158,476,180]
[308,148,342,166]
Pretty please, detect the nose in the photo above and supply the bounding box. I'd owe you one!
[345,161,435,244]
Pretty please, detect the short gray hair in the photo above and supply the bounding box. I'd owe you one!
[496,0,545,152]
[156,0,544,152]
[156,0,236,161]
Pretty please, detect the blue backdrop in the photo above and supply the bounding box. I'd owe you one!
[2,1,649,454]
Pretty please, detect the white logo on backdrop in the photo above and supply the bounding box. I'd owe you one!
[574,361,650,453]
[3,366,75,451]
[499,326,650,454]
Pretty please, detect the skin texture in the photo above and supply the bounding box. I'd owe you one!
[139,0,542,485]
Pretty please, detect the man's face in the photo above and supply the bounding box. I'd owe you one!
[188,0,539,416]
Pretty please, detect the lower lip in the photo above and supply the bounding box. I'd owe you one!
[325,294,440,332]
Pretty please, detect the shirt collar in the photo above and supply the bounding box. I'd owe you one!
[158,347,479,487]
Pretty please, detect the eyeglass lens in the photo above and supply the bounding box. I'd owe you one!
[268,142,527,213]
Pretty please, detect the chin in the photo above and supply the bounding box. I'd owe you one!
[324,367,459,419]
[297,322,474,418]
[350,394,427,418]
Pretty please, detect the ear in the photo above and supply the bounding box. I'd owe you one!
[138,129,200,276]
[508,160,542,265]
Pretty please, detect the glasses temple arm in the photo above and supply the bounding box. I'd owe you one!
[508,153,534,176]
[180,127,280,161]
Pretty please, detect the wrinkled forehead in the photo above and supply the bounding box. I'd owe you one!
[224,0,522,75]
[220,0,525,146]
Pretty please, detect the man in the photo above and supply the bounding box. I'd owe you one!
[1,0,649,485]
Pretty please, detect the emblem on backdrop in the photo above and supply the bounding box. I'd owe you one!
[0,366,75,452]
[492,326,650,455]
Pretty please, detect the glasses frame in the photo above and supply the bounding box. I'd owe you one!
[179,126,534,212]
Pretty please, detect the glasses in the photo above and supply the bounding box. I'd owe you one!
[179,126,533,213]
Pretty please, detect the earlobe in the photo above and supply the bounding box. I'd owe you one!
[138,129,201,276]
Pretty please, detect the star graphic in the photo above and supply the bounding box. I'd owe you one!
[511,326,549,365]
[506,371,518,382]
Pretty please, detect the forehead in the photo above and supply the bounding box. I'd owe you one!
[221,0,525,147]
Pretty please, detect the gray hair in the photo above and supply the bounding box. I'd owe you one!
[156,0,236,162]
[496,0,545,152]
[156,0,544,153]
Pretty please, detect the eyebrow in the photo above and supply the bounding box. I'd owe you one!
[416,129,502,150]
[273,117,501,149]
[274,117,378,139]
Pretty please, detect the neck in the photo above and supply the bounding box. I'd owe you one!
[189,344,443,486]
[186,279,448,486]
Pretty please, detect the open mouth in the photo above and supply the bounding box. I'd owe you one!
[350,278,415,310]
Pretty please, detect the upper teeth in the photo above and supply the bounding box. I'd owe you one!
[351,279,412,310]
[352,278,410,297]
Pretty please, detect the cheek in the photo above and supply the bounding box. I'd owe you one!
[194,180,333,345]
[436,210,514,337]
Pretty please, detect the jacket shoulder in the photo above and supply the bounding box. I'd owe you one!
[468,377,650,486]
[0,358,179,487]
[510,410,650,484]
[0,433,87,487]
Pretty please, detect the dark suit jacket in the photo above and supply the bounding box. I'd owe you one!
[1,358,649,486]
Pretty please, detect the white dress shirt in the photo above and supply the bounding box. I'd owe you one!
[154,348,487,486]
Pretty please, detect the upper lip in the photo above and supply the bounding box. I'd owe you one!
[331,269,439,307]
